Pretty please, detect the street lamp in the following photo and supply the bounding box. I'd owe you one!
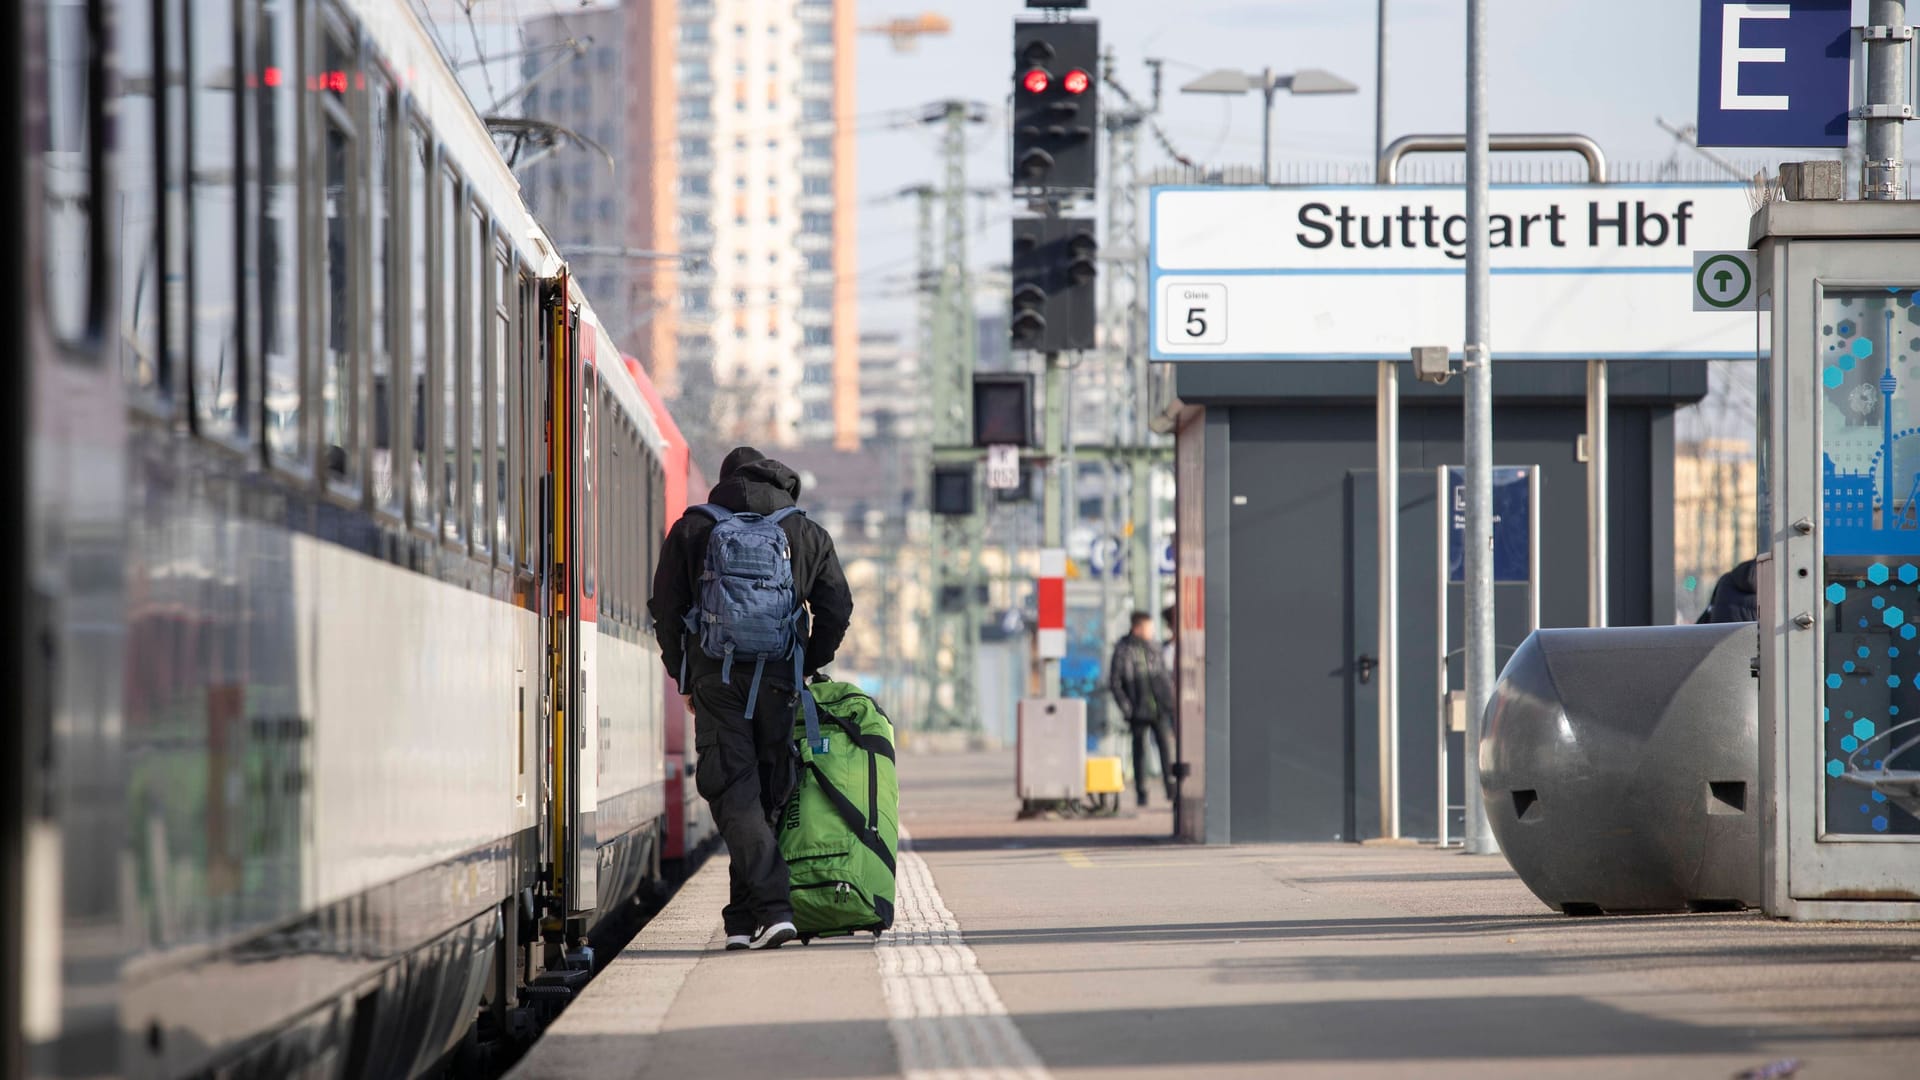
[1180,67,1359,183]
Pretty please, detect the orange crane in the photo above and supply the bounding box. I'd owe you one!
[860,12,951,51]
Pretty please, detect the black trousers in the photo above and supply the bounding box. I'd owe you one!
[690,675,797,935]
[1129,717,1175,799]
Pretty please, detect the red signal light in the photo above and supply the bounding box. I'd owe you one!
[1021,68,1050,94]
[1062,68,1090,95]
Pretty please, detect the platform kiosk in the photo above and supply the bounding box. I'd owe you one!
[1756,199,1920,920]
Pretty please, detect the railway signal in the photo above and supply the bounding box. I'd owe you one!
[1009,216,1097,353]
[1011,19,1098,192]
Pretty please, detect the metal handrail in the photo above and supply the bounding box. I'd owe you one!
[1377,133,1608,185]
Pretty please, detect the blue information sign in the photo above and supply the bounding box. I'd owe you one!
[1696,0,1850,149]
[1447,467,1533,585]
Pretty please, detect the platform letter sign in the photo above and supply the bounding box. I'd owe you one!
[1697,0,1850,148]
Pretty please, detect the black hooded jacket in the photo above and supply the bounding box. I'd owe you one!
[1696,558,1758,624]
[648,455,854,690]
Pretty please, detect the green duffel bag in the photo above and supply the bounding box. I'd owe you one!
[777,679,898,939]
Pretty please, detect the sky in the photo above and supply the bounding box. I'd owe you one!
[850,0,1850,337]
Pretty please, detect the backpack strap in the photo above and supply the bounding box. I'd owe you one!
[688,503,732,522]
[765,505,802,524]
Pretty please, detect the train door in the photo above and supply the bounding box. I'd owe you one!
[540,275,579,945]
[539,274,599,946]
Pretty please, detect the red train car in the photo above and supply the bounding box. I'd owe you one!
[626,357,716,864]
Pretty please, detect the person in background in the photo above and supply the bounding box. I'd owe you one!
[1109,610,1177,808]
[1697,557,1758,624]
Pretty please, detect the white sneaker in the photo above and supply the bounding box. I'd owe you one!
[748,921,797,950]
[725,933,752,951]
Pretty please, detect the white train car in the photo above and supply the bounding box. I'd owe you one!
[5,0,673,1076]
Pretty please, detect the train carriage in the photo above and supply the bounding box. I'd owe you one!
[6,0,676,1076]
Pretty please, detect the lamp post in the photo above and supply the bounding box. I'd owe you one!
[1179,67,1358,183]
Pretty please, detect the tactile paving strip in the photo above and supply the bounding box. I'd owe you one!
[877,831,1051,1080]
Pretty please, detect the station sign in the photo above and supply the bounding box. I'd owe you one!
[1695,0,1850,148]
[1446,466,1532,584]
[1148,184,1754,361]
[1693,249,1758,311]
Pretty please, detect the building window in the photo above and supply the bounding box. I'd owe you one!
[683,289,710,312]
[804,326,831,346]
[733,23,745,35]
[803,99,831,121]
[680,21,710,43]
[679,97,710,120]
[678,137,710,159]
[803,288,832,309]
[806,251,832,272]
[803,363,832,385]
[803,22,831,43]
[682,174,710,195]
[803,175,831,195]
[733,289,747,306]
[801,212,831,234]
[803,138,831,160]
[804,61,832,83]
[734,175,746,189]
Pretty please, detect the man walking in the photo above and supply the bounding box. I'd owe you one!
[650,447,853,950]
[1109,610,1177,808]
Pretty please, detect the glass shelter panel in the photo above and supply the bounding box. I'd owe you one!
[1818,287,1920,838]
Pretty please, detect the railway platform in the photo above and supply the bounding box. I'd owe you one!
[507,751,1920,1080]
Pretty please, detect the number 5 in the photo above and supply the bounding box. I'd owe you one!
[1184,307,1207,337]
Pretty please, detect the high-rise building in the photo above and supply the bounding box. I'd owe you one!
[856,331,926,444]
[609,0,860,450]
[521,7,636,343]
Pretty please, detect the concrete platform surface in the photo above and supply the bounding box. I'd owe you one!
[509,750,1920,1079]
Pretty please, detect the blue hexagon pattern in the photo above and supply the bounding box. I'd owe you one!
[1854,718,1877,741]
[1885,606,1906,627]
[1829,583,1849,604]
[1870,563,1892,584]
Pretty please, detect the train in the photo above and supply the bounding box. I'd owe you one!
[4,0,714,1076]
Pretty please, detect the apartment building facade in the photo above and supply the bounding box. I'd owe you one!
[629,0,856,445]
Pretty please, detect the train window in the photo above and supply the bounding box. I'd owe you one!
[407,125,431,529]
[438,166,461,543]
[258,0,302,464]
[190,0,243,438]
[369,69,399,514]
[604,412,618,621]
[519,272,538,574]
[581,368,597,601]
[41,0,94,347]
[494,244,511,563]
[470,206,490,553]
[319,43,358,488]
[116,0,162,392]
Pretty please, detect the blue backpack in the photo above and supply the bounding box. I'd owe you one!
[681,504,809,715]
